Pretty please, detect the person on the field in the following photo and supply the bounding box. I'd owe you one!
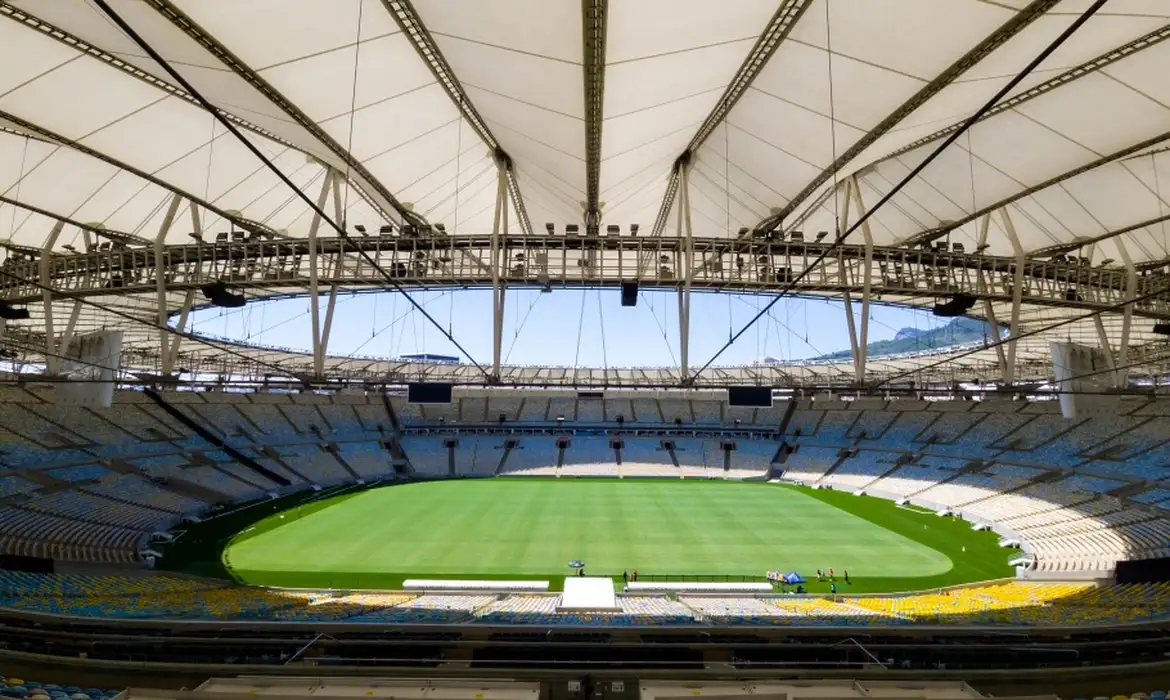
[632,569,638,582]
[844,570,850,585]
[816,569,822,580]
[622,570,628,584]
[829,567,834,580]
[830,583,836,595]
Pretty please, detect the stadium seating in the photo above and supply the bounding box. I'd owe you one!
[2,572,1168,627]
[0,672,120,700]
[1,389,1169,574]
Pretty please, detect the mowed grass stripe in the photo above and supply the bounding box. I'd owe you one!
[224,479,1007,594]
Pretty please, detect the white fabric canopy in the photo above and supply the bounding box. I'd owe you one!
[0,0,1168,384]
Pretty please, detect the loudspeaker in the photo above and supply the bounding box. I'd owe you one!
[201,280,246,308]
[621,282,638,306]
[0,301,30,320]
[932,293,977,318]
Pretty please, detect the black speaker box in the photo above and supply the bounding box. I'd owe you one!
[621,282,638,307]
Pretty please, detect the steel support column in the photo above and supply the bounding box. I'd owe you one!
[850,177,874,383]
[308,171,335,379]
[981,296,1010,381]
[155,194,183,372]
[836,178,861,382]
[40,220,64,374]
[1116,237,1137,384]
[1093,315,1121,388]
[679,163,694,383]
[1000,208,1026,387]
[318,172,347,369]
[163,289,196,375]
[490,166,508,379]
[58,300,82,360]
[190,204,201,241]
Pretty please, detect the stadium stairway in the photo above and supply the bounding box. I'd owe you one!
[323,445,362,481]
[812,449,850,485]
[256,447,313,485]
[492,442,515,476]
[856,453,911,491]
[102,459,222,505]
[1109,481,1151,499]
[903,459,986,499]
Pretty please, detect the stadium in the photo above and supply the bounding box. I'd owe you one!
[2,0,1170,699]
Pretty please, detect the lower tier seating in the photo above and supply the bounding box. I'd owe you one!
[2,572,1167,627]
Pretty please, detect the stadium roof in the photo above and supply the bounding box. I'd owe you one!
[0,0,1169,388]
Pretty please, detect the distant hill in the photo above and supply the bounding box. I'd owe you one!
[814,316,992,361]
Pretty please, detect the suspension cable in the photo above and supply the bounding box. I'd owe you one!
[90,0,491,380]
[689,0,1112,383]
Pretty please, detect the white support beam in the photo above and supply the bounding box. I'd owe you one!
[1116,237,1137,385]
[1093,315,1120,388]
[836,178,861,382]
[999,207,1026,387]
[163,288,197,375]
[58,300,82,360]
[842,289,860,377]
[155,194,183,373]
[977,213,991,248]
[41,220,65,374]
[190,204,202,240]
[981,296,1009,381]
[850,177,874,383]
[308,170,335,379]
[678,162,694,382]
[490,166,507,379]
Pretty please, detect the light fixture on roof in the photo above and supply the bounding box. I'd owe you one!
[815,231,828,241]
[354,224,367,235]
[546,222,555,234]
[188,233,203,243]
[629,224,639,236]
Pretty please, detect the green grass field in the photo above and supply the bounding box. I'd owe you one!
[222,479,1014,593]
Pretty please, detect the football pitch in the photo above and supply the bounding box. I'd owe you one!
[222,479,1015,593]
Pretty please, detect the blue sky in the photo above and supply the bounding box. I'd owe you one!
[186,289,953,368]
